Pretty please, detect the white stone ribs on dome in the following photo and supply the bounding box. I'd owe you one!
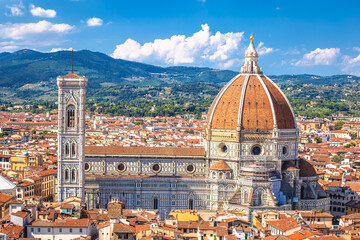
[264,75,297,127]
[257,74,277,130]
[236,75,250,130]
[207,73,241,128]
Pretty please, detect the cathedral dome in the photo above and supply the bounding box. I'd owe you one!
[206,36,296,132]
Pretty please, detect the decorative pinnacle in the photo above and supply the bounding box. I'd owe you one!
[250,33,254,42]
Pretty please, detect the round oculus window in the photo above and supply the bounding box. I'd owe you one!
[152,163,161,173]
[218,143,228,155]
[117,163,126,172]
[186,164,195,173]
[251,146,261,155]
[84,163,90,171]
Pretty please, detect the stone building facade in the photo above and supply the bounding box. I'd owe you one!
[58,36,329,219]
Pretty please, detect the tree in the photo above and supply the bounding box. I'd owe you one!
[335,121,345,130]
[31,129,36,134]
[316,137,322,143]
[0,131,9,137]
[332,155,344,163]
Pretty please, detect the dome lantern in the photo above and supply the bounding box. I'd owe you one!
[241,34,262,74]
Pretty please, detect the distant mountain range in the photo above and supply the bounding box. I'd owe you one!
[0,49,359,103]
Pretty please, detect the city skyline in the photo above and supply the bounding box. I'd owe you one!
[0,0,359,76]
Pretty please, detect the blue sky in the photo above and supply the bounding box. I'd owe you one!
[1,0,360,76]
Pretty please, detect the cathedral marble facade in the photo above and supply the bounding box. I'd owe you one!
[57,36,329,220]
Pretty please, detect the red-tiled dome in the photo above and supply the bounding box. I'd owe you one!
[207,74,296,131]
[299,158,317,177]
[206,37,296,132]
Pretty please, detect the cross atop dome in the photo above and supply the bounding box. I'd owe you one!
[240,33,263,74]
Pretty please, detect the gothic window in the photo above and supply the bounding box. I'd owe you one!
[65,169,69,181]
[242,190,249,205]
[153,197,159,209]
[253,189,263,206]
[65,143,70,156]
[189,199,194,210]
[71,143,76,157]
[71,169,76,182]
[66,105,76,129]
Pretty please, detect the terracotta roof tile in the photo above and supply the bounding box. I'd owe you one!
[85,146,205,156]
[207,74,295,131]
[30,218,89,227]
[261,76,295,129]
[61,73,82,79]
[299,158,317,177]
[267,218,300,232]
[209,160,232,171]
[113,222,136,233]
[0,193,13,204]
[241,76,274,130]
[209,75,245,129]
[0,223,23,239]
[12,211,30,218]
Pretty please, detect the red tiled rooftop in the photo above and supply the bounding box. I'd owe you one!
[85,146,205,157]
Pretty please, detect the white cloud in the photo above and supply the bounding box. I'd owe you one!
[343,54,360,65]
[30,4,56,18]
[342,51,360,76]
[0,43,19,52]
[111,24,246,68]
[293,48,340,66]
[49,47,75,52]
[6,2,25,16]
[86,17,103,27]
[257,41,277,56]
[353,47,360,52]
[0,20,74,40]
[283,48,301,55]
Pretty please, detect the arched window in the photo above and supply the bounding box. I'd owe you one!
[189,199,194,210]
[66,105,75,129]
[253,189,263,206]
[71,169,76,182]
[65,169,69,181]
[153,197,159,209]
[71,143,76,157]
[65,143,70,156]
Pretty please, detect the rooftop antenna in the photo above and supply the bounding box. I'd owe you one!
[71,49,74,74]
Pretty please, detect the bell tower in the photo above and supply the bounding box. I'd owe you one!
[57,68,87,202]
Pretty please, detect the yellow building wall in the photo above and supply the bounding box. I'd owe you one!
[169,211,200,221]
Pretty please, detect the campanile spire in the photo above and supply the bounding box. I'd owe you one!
[240,34,263,74]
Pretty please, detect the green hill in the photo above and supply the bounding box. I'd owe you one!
[0,49,359,103]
